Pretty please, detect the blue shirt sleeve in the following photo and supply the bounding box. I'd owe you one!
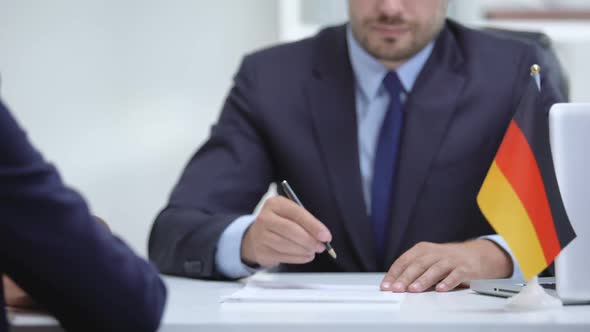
[215,214,263,279]
[479,234,524,281]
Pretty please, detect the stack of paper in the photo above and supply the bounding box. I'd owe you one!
[222,279,404,303]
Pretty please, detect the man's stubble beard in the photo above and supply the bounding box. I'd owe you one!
[353,15,446,66]
[361,32,423,63]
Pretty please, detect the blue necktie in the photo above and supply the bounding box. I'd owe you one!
[371,71,404,264]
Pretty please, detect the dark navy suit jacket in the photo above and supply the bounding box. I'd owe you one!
[149,21,564,278]
[0,99,166,331]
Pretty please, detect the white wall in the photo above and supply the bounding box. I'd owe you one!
[0,0,278,256]
[449,0,590,23]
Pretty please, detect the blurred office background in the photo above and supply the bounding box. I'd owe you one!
[1,0,589,256]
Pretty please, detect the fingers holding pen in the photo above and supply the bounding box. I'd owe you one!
[271,196,332,243]
[241,196,332,267]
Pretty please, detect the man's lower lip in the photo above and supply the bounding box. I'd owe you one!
[372,25,409,37]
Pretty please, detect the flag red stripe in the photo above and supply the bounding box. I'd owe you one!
[495,120,561,262]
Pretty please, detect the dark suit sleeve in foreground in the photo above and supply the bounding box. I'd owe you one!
[0,100,167,331]
[149,56,276,279]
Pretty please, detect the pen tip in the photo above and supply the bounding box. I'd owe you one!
[327,248,337,260]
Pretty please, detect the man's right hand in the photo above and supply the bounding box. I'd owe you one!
[240,196,332,267]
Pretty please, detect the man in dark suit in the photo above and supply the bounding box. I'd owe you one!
[149,0,563,293]
[0,98,167,331]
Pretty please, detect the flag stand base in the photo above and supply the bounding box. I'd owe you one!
[505,276,562,311]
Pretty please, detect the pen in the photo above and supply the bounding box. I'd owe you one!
[280,180,337,260]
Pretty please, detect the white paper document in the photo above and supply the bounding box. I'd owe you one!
[221,280,404,303]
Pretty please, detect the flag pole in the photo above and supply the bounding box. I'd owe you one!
[504,64,562,311]
[531,64,541,90]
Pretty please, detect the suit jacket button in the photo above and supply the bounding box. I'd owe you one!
[183,260,203,276]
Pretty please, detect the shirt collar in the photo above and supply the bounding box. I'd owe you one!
[346,25,434,100]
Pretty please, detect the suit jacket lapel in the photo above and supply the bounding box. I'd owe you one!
[306,26,377,272]
[385,27,467,265]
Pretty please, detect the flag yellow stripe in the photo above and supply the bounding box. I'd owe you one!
[477,162,547,280]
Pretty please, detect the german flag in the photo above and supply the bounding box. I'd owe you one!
[477,70,576,281]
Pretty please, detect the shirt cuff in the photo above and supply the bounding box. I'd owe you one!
[479,234,524,281]
[215,214,262,279]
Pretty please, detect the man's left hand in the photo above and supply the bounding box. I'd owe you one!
[380,240,513,293]
[3,276,36,308]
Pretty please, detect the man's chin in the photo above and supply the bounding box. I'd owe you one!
[379,39,433,63]
[365,35,408,54]
[368,46,414,64]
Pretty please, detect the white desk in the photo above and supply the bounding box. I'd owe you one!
[9,273,590,331]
